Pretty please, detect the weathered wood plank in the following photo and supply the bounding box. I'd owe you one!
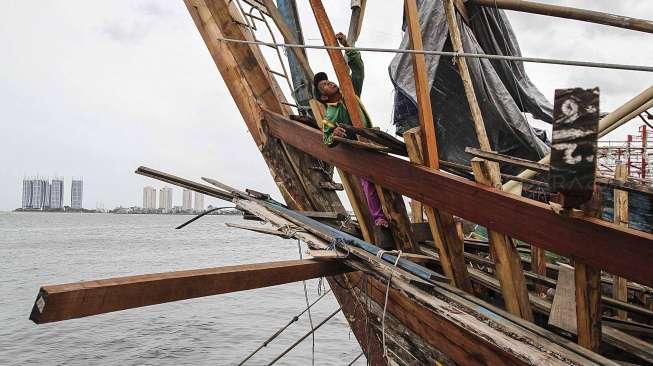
[612,164,629,320]
[30,260,352,324]
[263,110,653,287]
[404,128,472,292]
[466,0,653,34]
[550,87,599,208]
[471,158,533,321]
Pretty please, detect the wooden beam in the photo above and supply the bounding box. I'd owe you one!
[30,259,353,324]
[403,3,472,292]
[574,189,603,351]
[465,0,653,34]
[346,0,366,46]
[308,0,364,128]
[612,164,629,320]
[376,187,419,252]
[465,147,549,173]
[263,110,653,287]
[444,0,501,187]
[405,128,472,292]
[471,158,533,320]
[404,0,439,170]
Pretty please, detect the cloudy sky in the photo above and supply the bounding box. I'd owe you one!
[0,0,651,211]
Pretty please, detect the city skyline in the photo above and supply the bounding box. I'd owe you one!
[21,177,82,210]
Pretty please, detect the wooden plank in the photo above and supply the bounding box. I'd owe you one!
[423,246,653,363]
[404,128,472,292]
[466,147,549,173]
[465,0,653,34]
[550,87,599,208]
[548,264,578,333]
[612,164,629,320]
[575,261,602,351]
[409,199,424,223]
[404,0,440,170]
[444,0,501,186]
[263,110,653,287]
[30,259,353,324]
[471,158,533,320]
[308,0,364,129]
[346,0,366,46]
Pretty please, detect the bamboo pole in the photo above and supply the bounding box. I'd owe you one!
[504,86,653,194]
[466,0,653,34]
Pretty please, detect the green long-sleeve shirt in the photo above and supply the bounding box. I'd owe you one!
[321,49,373,146]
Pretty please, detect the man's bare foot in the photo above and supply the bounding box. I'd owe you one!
[375,217,389,228]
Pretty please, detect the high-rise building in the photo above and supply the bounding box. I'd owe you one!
[194,192,204,212]
[22,179,33,209]
[182,189,193,211]
[50,178,64,209]
[30,179,49,210]
[143,186,157,210]
[159,187,173,212]
[71,179,83,209]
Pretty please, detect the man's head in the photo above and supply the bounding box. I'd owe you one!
[313,72,340,104]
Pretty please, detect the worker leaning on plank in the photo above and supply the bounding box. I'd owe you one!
[313,32,389,228]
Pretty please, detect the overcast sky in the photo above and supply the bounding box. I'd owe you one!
[0,0,651,211]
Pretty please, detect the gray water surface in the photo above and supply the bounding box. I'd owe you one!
[0,212,362,365]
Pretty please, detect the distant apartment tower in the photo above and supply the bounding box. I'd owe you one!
[194,192,204,212]
[22,179,33,209]
[50,178,64,209]
[30,179,49,210]
[71,179,83,209]
[143,186,157,210]
[182,189,193,211]
[159,187,173,211]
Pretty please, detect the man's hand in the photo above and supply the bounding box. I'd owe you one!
[335,32,349,47]
[333,126,347,138]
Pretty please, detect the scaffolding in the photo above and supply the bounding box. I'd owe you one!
[598,114,653,181]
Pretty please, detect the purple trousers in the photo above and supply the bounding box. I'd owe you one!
[359,178,386,224]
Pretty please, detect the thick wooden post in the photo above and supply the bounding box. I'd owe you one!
[549,87,602,351]
[471,158,534,321]
[612,163,629,320]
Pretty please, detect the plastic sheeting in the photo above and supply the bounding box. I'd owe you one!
[389,0,551,173]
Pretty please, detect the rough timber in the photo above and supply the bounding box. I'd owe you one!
[28,1,653,365]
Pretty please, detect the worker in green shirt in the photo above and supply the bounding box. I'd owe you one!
[313,32,389,228]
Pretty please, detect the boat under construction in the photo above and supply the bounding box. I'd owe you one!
[29,1,653,365]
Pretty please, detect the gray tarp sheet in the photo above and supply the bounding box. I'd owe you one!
[389,0,551,172]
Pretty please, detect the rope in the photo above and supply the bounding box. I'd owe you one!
[215,37,653,72]
[297,239,316,366]
[237,288,333,365]
[267,307,343,365]
[376,250,402,361]
[347,352,365,366]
